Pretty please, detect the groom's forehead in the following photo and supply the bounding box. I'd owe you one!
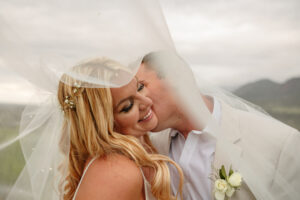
[137,65,158,82]
[138,63,163,80]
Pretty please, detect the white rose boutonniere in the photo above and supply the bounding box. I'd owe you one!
[228,172,242,187]
[212,165,243,200]
[214,179,228,200]
[226,185,236,198]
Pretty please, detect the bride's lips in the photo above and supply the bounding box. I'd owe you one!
[138,109,153,123]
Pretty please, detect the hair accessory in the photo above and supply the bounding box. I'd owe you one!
[64,96,75,109]
[64,82,81,110]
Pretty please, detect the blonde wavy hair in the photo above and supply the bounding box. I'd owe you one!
[57,58,184,200]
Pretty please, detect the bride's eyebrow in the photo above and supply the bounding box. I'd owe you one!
[116,96,133,108]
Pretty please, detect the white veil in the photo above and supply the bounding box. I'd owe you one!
[0,0,299,199]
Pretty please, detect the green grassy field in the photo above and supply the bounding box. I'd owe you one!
[262,105,300,131]
[0,128,25,198]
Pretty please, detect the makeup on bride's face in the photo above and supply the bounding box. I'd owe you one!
[111,78,158,138]
[136,64,178,132]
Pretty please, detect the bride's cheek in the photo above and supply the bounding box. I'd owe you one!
[117,112,138,128]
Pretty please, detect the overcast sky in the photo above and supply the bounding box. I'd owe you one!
[0,0,299,103]
[160,0,300,88]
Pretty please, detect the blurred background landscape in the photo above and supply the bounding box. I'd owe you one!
[1,0,300,198]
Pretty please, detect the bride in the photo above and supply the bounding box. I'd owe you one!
[57,58,183,200]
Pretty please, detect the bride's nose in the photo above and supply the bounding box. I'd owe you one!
[137,93,152,110]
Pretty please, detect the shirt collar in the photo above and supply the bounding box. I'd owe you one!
[170,97,222,137]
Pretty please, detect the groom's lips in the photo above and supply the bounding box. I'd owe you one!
[138,109,153,123]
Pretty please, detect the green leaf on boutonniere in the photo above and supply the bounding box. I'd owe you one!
[229,166,234,177]
[219,169,225,179]
[219,165,227,180]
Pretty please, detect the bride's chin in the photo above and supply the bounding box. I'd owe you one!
[149,120,166,132]
[149,123,159,132]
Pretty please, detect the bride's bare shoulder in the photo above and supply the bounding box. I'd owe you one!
[75,154,144,200]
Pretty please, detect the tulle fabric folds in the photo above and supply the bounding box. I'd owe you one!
[0,0,299,199]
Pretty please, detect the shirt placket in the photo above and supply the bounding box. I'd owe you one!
[179,132,200,200]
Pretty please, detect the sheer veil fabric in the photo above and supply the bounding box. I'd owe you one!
[0,0,299,200]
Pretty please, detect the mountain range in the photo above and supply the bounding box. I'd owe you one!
[234,77,300,107]
[234,77,300,130]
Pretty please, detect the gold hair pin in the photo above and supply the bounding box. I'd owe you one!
[64,82,81,110]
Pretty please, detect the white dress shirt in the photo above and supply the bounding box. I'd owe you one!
[169,98,221,200]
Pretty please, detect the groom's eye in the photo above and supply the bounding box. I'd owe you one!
[137,82,144,92]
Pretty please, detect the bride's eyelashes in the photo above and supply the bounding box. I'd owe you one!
[121,99,134,113]
[120,82,145,113]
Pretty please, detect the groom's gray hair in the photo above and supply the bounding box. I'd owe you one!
[142,52,165,79]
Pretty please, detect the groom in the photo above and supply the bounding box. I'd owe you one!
[136,53,300,200]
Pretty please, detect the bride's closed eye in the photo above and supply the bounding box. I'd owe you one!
[120,82,145,113]
[121,99,134,113]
